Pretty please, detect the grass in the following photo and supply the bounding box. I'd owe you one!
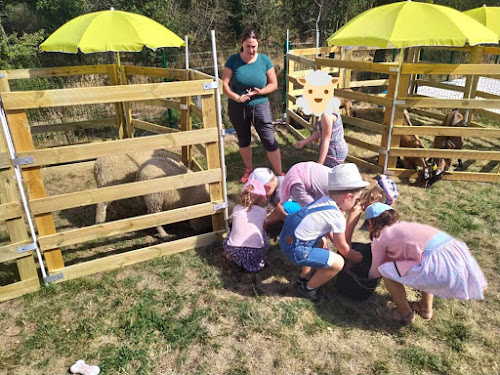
[0,122,499,375]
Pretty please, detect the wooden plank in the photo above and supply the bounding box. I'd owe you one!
[190,103,202,120]
[39,202,219,251]
[287,109,315,132]
[392,125,500,138]
[398,98,500,109]
[17,128,218,167]
[30,118,116,135]
[50,231,223,283]
[0,239,34,263]
[390,147,500,160]
[315,58,397,74]
[1,80,214,110]
[286,122,307,141]
[0,152,9,169]
[286,54,317,68]
[287,74,302,87]
[132,119,179,134]
[415,79,465,93]
[410,109,445,121]
[123,66,186,81]
[349,79,389,88]
[421,46,473,53]
[4,110,63,271]
[0,278,40,302]
[388,167,500,183]
[30,169,221,215]
[287,93,298,105]
[0,201,23,221]
[4,65,111,80]
[345,135,383,153]
[336,89,393,107]
[401,63,500,76]
[482,46,500,56]
[289,46,339,56]
[342,116,388,134]
[475,90,500,100]
[138,99,181,110]
[345,155,383,173]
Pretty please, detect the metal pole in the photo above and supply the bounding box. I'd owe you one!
[283,29,290,123]
[316,29,320,57]
[383,52,404,174]
[0,99,48,281]
[185,35,189,70]
[211,30,229,233]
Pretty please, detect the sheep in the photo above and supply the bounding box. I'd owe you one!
[136,157,212,240]
[94,149,178,224]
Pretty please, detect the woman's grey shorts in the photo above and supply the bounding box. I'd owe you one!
[228,101,279,152]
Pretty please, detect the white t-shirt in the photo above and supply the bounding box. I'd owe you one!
[294,196,346,241]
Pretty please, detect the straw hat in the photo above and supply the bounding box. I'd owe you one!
[328,163,370,191]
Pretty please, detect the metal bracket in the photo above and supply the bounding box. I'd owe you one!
[394,100,406,106]
[378,148,388,155]
[389,67,400,72]
[203,81,219,90]
[221,128,226,136]
[44,273,64,284]
[12,156,34,166]
[213,202,228,211]
[384,170,395,176]
[180,104,188,110]
[17,242,37,254]
[0,73,5,78]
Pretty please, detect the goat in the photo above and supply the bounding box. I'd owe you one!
[399,110,430,183]
[427,109,466,185]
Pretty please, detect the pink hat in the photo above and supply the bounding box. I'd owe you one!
[242,179,266,198]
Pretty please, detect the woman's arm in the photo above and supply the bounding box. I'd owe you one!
[251,67,278,96]
[294,130,320,149]
[222,67,252,103]
[318,113,335,164]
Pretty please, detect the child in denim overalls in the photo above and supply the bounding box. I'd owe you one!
[279,163,369,302]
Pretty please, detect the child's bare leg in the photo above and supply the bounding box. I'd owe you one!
[307,254,344,289]
[382,277,412,315]
[300,266,314,280]
[411,291,433,319]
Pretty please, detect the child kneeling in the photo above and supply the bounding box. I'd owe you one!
[279,163,369,302]
[223,179,270,272]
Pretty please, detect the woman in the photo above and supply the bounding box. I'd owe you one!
[222,28,283,183]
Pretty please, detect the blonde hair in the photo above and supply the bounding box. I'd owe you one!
[359,178,386,209]
[238,184,265,210]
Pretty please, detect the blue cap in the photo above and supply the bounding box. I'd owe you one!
[365,203,393,220]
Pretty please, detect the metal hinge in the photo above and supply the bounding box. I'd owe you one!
[389,67,400,72]
[12,156,34,166]
[180,104,188,110]
[394,100,406,106]
[17,242,37,254]
[44,273,64,284]
[0,73,5,78]
[221,128,226,136]
[203,81,219,90]
[378,148,388,155]
[384,170,395,176]
[213,202,228,211]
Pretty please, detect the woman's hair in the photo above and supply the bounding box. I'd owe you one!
[367,209,400,240]
[359,179,386,209]
[240,27,260,45]
[238,184,265,210]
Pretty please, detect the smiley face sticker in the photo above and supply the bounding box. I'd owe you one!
[296,70,340,116]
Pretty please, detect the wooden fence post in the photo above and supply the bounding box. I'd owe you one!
[463,46,484,123]
[201,93,225,232]
[108,65,126,139]
[180,96,193,167]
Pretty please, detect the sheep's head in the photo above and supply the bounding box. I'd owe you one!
[298,70,339,116]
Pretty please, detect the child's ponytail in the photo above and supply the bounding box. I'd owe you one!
[238,185,255,209]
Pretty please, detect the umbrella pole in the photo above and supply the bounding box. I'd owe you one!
[383,50,404,174]
[211,30,229,233]
[116,51,132,138]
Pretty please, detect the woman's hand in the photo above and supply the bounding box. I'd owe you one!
[294,140,306,149]
[237,94,252,103]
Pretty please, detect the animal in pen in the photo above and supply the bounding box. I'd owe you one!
[426,109,466,186]
[93,149,179,224]
[399,110,430,183]
[136,157,212,240]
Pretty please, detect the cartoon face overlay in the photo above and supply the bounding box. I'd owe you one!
[297,70,339,116]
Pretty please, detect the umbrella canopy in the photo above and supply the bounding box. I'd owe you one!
[327,1,498,48]
[40,9,185,53]
[464,6,500,39]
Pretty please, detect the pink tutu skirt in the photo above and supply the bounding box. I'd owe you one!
[378,234,487,300]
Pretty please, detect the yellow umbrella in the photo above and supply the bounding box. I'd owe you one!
[327,1,498,48]
[464,6,500,39]
[40,8,185,54]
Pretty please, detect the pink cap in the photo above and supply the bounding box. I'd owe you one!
[242,179,266,198]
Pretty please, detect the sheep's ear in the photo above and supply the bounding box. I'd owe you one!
[297,77,307,86]
[451,110,463,126]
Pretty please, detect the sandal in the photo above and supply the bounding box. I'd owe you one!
[376,306,415,324]
[409,301,433,320]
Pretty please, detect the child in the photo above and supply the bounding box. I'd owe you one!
[364,203,487,324]
[294,99,348,168]
[223,179,270,272]
[279,163,369,302]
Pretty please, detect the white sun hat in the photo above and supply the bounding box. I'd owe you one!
[248,167,275,185]
[328,163,370,191]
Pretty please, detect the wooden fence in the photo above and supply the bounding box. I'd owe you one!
[0,64,226,301]
[286,45,500,182]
